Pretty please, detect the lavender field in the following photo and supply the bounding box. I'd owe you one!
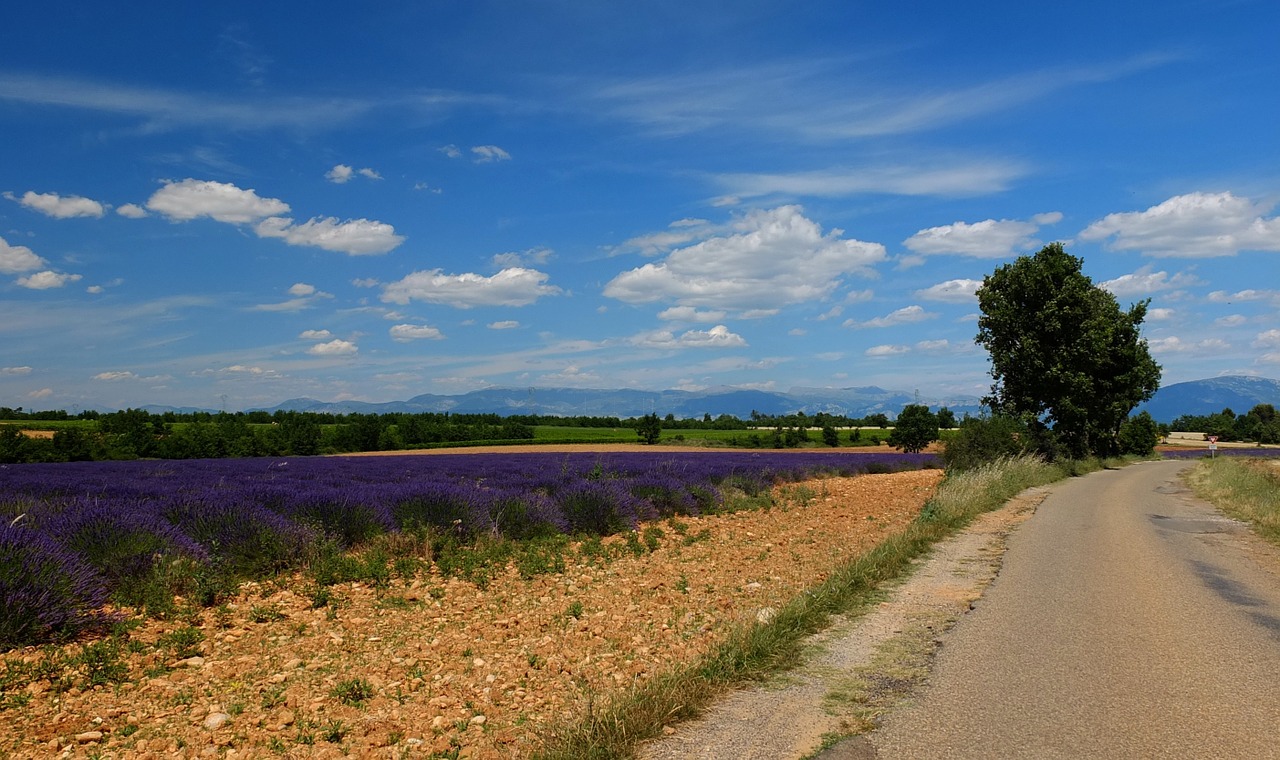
[1,450,936,649]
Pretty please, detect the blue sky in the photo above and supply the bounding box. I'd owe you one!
[2,1,1278,412]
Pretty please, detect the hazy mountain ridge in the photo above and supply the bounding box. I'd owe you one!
[133,376,1278,422]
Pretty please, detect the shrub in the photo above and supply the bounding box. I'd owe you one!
[942,414,1030,472]
[0,521,110,649]
[33,498,208,606]
[556,479,648,536]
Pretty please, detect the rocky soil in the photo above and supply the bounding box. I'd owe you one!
[1,468,942,759]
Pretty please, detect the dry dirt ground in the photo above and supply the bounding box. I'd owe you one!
[1,464,942,759]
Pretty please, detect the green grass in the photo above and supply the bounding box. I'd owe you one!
[533,454,1088,760]
[1186,457,1280,544]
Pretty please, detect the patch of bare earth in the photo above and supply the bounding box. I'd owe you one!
[0,469,941,760]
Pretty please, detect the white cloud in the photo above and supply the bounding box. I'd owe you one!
[16,270,81,290]
[1148,336,1231,354]
[1079,191,1280,257]
[6,190,106,219]
[352,277,379,288]
[0,235,46,274]
[299,329,333,340]
[116,203,148,218]
[389,324,445,342]
[539,365,603,386]
[439,144,462,159]
[916,339,951,351]
[1147,308,1176,321]
[1207,289,1276,303]
[381,267,562,308]
[27,388,52,400]
[1214,315,1247,327]
[844,305,936,329]
[604,206,885,311]
[630,324,748,349]
[865,344,910,357]
[251,287,333,312]
[471,145,511,163]
[903,213,1061,258]
[307,339,358,356]
[0,366,32,376]
[255,216,404,255]
[614,220,712,256]
[1254,329,1280,349]
[915,278,982,302]
[658,306,728,323]
[325,164,354,183]
[147,178,289,224]
[717,162,1026,199]
[492,247,554,268]
[93,370,137,381]
[1100,265,1203,297]
[488,320,520,330]
[326,164,381,183]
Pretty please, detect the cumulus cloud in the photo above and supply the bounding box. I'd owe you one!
[1080,191,1280,257]
[471,145,511,163]
[1100,265,1203,297]
[1148,336,1231,354]
[488,320,520,330]
[251,285,333,312]
[116,203,148,218]
[603,206,885,311]
[381,267,561,308]
[299,329,332,340]
[865,344,910,357]
[6,190,106,218]
[326,164,354,183]
[0,235,47,274]
[1207,289,1276,303]
[307,339,358,356]
[844,305,936,329]
[492,247,554,268]
[1147,308,1176,321]
[255,216,404,255]
[326,164,382,183]
[146,178,289,223]
[658,306,728,323]
[915,278,982,302]
[17,270,81,290]
[630,324,747,349]
[1254,329,1280,349]
[389,324,445,342]
[92,371,137,381]
[903,212,1062,258]
[613,219,712,256]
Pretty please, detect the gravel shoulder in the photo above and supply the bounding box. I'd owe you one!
[639,484,1050,760]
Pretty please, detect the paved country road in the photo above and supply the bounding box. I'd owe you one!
[867,460,1280,759]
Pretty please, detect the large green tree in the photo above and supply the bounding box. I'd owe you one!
[976,243,1161,459]
[887,404,939,453]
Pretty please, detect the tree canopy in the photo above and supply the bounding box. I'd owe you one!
[887,404,939,453]
[976,243,1161,459]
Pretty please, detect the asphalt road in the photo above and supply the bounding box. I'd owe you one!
[868,460,1280,759]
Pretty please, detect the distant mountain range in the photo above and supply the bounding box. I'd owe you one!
[134,375,1278,423]
[1135,375,1280,422]
[246,385,987,420]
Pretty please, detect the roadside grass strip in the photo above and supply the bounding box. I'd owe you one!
[534,455,1088,760]
[1187,457,1280,545]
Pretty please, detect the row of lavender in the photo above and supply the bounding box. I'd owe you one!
[0,451,936,648]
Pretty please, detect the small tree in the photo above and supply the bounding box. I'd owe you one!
[635,412,662,445]
[1116,411,1161,456]
[936,407,957,430]
[821,425,840,447]
[887,404,939,453]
